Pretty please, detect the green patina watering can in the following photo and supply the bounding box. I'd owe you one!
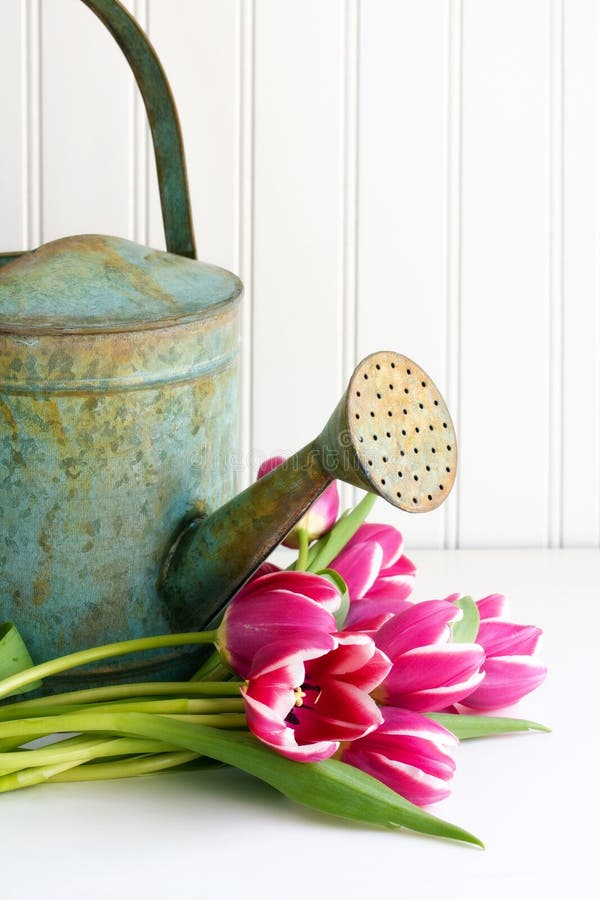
[0,0,457,690]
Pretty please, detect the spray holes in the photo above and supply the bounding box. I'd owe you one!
[415,427,420,433]
[396,492,402,499]
[397,471,403,478]
[404,388,409,395]
[386,431,391,438]
[421,381,426,388]
[427,494,432,501]
[419,403,424,409]
[359,436,364,442]
[377,393,382,400]
[364,373,369,380]
[443,422,447,428]
[403,409,408,415]
[406,368,411,374]
[426,465,431,471]
[413,475,419,482]
[401,429,407,436]
[429,425,434,431]
[373,435,378,441]
[434,399,439,406]
[381,478,386,485]
[389,384,395,390]
[388,410,393,417]
[431,448,436,454]
[446,467,451,473]
[376,363,381,370]
[370,411,375,417]
[356,391,361,397]
[355,413,360,420]
[439,485,444,491]
[413,448,419,454]
[446,445,452,451]
[400,450,405,457]
[412,497,418,504]
[368,460,373,466]
[383,455,388,462]
[391,362,396,368]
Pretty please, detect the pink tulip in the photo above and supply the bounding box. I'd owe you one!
[242,631,391,762]
[330,523,416,632]
[257,456,340,547]
[339,707,458,807]
[372,600,485,712]
[217,570,341,679]
[461,594,547,710]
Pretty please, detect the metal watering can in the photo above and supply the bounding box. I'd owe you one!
[0,0,457,689]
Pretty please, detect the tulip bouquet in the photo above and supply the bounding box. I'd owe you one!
[0,459,548,847]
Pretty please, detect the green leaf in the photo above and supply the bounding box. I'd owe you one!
[0,623,42,697]
[317,569,350,629]
[0,711,483,847]
[451,596,480,643]
[427,712,551,740]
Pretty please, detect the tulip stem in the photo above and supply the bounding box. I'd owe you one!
[0,631,218,702]
[295,528,310,571]
[307,492,377,572]
[47,750,202,784]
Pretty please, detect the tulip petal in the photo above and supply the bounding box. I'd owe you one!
[476,620,542,658]
[346,523,405,568]
[476,593,508,619]
[461,655,547,710]
[243,692,339,761]
[375,600,460,659]
[293,679,382,743]
[330,542,384,600]
[249,631,337,680]
[341,749,453,807]
[381,643,485,693]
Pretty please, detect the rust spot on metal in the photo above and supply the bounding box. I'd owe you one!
[0,399,18,439]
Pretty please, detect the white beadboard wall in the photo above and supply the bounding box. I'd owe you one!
[1,0,599,549]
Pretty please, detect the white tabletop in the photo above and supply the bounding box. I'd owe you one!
[0,549,596,900]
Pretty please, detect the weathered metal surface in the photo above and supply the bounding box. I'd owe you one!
[160,352,456,634]
[0,235,242,685]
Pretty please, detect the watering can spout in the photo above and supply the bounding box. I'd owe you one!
[159,351,458,632]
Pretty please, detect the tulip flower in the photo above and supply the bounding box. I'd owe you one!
[242,631,391,761]
[217,570,341,679]
[372,600,485,712]
[330,523,416,632]
[460,594,547,710]
[339,707,458,807]
[257,456,339,548]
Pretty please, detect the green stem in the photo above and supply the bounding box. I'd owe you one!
[307,492,377,572]
[0,696,244,721]
[0,737,179,777]
[190,652,235,683]
[0,758,87,793]
[295,528,310,571]
[0,680,243,721]
[48,750,201,783]
[0,631,218,702]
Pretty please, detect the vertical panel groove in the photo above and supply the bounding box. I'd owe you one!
[238,0,256,489]
[444,0,462,548]
[26,0,42,249]
[341,0,360,509]
[549,0,564,547]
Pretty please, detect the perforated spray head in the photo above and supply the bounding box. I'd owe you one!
[161,350,457,630]
[319,351,457,509]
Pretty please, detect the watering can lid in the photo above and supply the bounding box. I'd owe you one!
[0,234,242,335]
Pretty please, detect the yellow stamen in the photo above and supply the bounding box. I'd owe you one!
[293,686,306,707]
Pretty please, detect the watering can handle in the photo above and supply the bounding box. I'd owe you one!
[0,0,196,265]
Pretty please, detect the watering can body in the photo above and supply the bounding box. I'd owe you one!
[0,0,242,687]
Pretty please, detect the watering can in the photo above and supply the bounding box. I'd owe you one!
[0,0,457,690]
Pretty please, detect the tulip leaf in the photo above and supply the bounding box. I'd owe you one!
[317,569,350,629]
[451,596,479,643]
[0,711,483,846]
[0,623,42,697]
[427,712,551,739]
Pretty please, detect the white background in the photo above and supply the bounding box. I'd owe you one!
[1,0,599,550]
